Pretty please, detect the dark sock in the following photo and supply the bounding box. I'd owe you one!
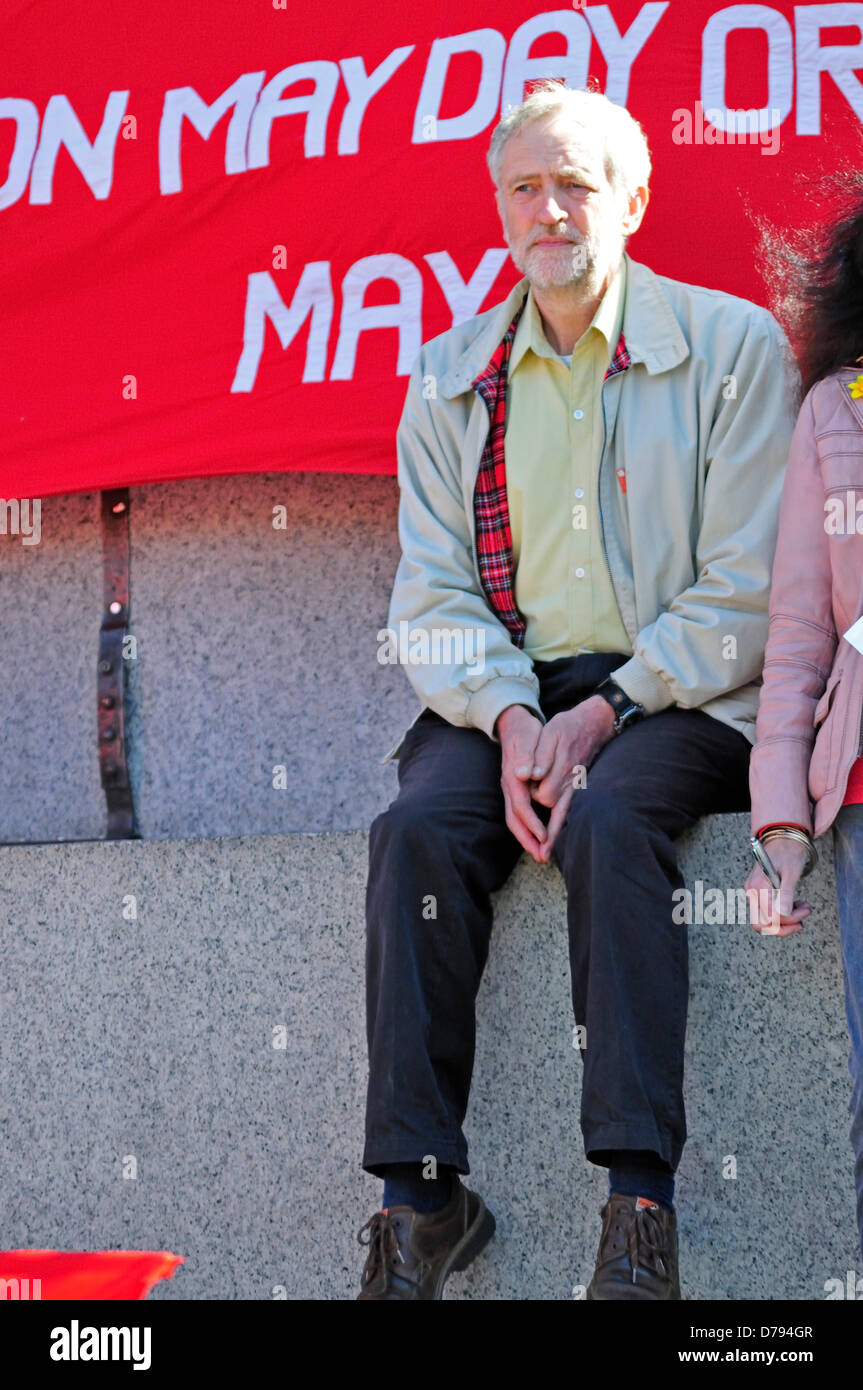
[381,1162,454,1214]
[608,1149,675,1212]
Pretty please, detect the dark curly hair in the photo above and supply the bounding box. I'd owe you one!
[753,164,863,399]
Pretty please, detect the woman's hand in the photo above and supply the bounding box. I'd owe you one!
[746,837,812,937]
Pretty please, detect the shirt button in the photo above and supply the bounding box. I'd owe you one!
[575,567,585,578]
[574,488,584,498]
[572,409,584,420]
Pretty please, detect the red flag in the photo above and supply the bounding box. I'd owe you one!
[0,1250,184,1300]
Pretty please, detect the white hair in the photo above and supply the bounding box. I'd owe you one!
[487,80,651,200]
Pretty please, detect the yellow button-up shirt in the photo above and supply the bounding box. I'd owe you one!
[504,257,633,662]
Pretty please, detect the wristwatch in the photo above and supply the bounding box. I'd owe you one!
[593,677,646,734]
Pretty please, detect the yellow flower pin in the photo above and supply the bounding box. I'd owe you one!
[849,375,863,398]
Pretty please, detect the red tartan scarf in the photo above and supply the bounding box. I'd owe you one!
[471,295,631,648]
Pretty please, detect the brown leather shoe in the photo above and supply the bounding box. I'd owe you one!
[586,1194,682,1300]
[356,1176,495,1300]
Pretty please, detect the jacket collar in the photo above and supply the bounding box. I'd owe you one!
[509,254,627,376]
[833,365,863,431]
[436,251,690,400]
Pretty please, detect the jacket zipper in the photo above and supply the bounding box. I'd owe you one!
[597,377,634,645]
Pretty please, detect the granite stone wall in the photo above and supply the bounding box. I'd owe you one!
[0,824,857,1300]
[1,473,857,1300]
[0,473,408,843]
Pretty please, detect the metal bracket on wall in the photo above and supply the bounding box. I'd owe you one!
[98,489,136,839]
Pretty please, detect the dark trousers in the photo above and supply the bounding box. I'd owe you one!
[363,652,752,1177]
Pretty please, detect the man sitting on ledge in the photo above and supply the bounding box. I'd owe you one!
[356,79,797,1301]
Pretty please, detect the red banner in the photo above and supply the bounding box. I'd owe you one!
[0,1249,184,1299]
[2,1,862,497]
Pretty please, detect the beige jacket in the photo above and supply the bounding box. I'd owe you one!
[750,369,863,839]
[381,252,799,763]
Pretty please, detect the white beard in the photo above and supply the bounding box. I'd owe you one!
[506,228,601,293]
[523,242,592,290]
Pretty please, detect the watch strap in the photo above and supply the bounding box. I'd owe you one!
[594,677,646,732]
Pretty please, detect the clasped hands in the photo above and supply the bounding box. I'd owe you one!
[497,700,816,933]
[744,838,812,938]
[495,699,617,863]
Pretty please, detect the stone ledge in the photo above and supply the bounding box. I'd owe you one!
[0,814,856,1300]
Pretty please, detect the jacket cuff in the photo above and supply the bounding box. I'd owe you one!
[609,656,675,715]
[466,678,545,743]
[748,740,815,837]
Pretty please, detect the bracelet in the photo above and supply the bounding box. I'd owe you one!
[757,825,818,878]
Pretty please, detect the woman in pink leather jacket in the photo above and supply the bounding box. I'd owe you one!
[747,183,863,1258]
